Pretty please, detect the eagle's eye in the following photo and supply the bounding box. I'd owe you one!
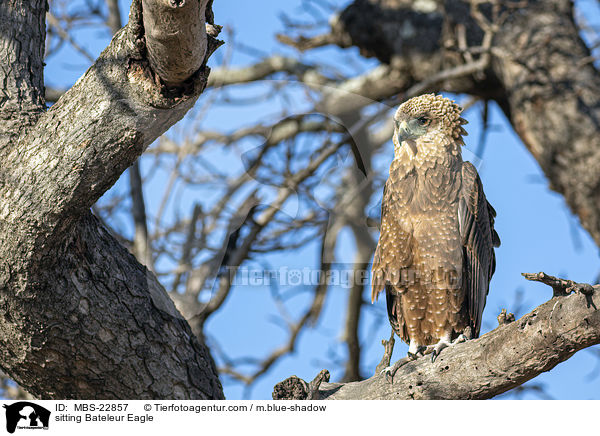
[416,116,430,126]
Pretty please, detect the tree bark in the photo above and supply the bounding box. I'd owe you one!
[0,0,46,140]
[326,0,600,247]
[142,0,210,86]
[0,0,224,398]
[274,276,600,399]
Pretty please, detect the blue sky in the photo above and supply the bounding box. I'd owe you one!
[41,0,600,400]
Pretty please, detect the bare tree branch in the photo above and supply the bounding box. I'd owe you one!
[106,0,123,35]
[46,12,95,62]
[141,0,210,86]
[276,32,338,51]
[129,161,153,268]
[208,56,328,87]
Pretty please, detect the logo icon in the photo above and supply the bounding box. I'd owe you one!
[3,402,50,433]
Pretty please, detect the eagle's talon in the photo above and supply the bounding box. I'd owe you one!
[381,356,411,382]
[430,339,451,363]
[382,367,395,384]
[430,334,468,363]
[407,342,427,360]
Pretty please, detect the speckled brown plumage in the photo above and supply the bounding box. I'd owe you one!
[372,94,500,355]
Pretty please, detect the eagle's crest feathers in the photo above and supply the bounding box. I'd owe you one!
[395,93,468,144]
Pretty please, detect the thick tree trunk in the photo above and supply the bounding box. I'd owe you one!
[327,0,600,246]
[0,0,224,398]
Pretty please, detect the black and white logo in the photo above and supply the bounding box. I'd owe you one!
[3,402,50,433]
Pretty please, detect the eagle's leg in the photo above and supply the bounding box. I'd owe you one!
[407,338,427,360]
[429,331,467,362]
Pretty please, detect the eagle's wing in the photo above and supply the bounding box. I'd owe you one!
[371,168,414,303]
[371,182,393,302]
[458,162,500,337]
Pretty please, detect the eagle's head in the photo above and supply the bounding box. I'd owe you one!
[393,94,468,155]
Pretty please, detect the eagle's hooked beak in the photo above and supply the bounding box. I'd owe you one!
[397,121,418,155]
